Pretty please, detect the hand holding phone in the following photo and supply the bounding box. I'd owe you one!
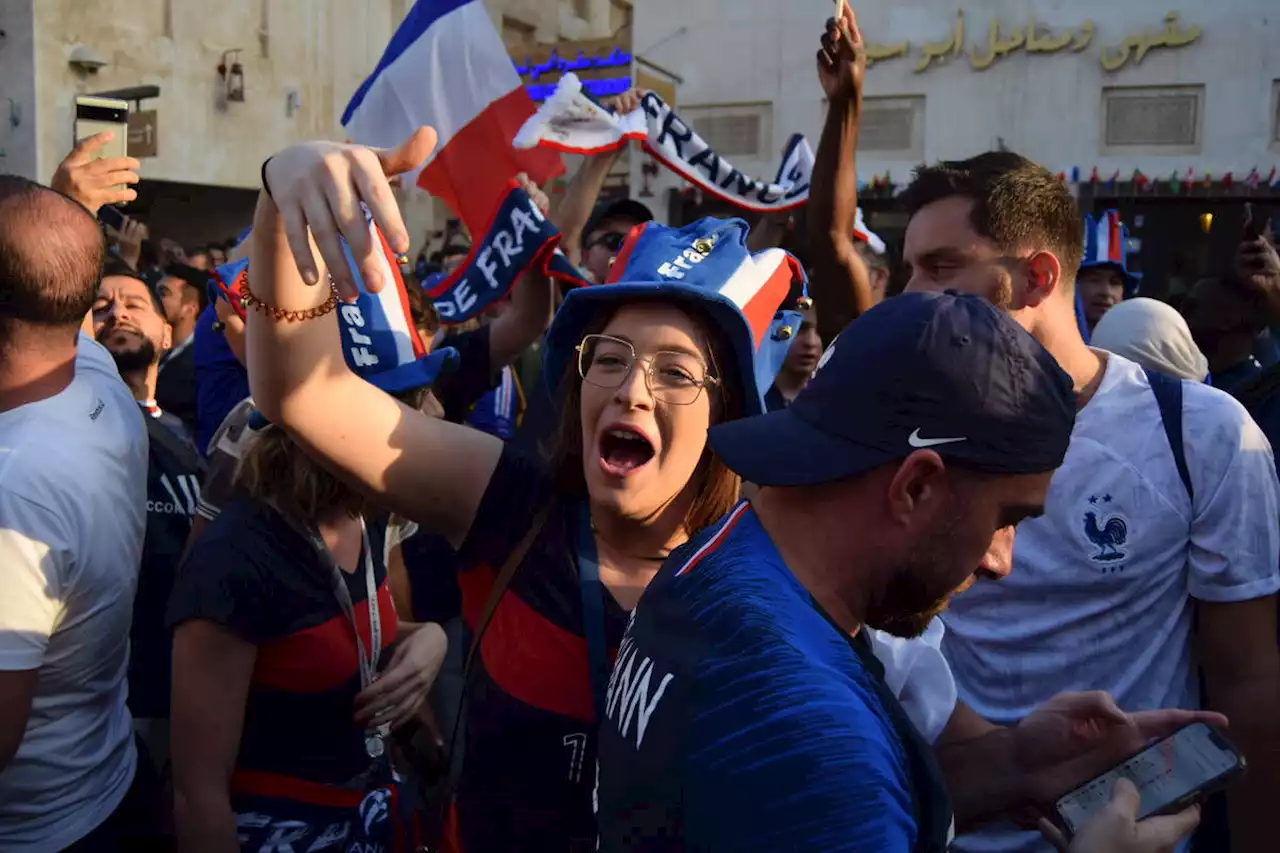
[98,204,126,233]
[51,133,140,215]
[1238,205,1280,296]
[1047,778,1201,853]
[1243,202,1260,242]
[1052,722,1243,839]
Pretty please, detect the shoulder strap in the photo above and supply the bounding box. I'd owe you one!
[430,504,549,827]
[463,504,551,678]
[1144,368,1194,502]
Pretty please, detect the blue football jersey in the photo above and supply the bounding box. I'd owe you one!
[595,502,953,852]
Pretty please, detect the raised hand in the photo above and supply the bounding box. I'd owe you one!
[516,172,550,217]
[262,127,437,299]
[113,216,149,270]
[817,2,866,106]
[604,87,646,115]
[1238,234,1280,300]
[51,132,140,215]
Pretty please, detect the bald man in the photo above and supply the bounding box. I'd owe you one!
[0,175,151,850]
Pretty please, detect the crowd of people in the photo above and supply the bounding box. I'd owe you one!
[2,4,1279,853]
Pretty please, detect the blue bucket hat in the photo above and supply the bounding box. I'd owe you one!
[1082,209,1141,298]
[708,291,1077,486]
[542,217,806,416]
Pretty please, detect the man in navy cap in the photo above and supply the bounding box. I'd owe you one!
[595,292,1081,852]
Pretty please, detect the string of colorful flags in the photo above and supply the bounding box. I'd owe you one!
[851,166,1280,198]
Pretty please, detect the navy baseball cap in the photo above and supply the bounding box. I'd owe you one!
[708,291,1076,486]
[582,198,654,249]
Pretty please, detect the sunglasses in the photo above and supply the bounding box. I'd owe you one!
[588,231,628,253]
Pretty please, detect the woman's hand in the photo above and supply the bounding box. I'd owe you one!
[261,128,437,300]
[1040,779,1200,853]
[355,623,448,731]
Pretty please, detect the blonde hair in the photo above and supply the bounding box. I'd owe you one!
[236,387,428,521]
[235,426,366,520]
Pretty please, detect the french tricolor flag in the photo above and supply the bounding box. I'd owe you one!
[342,0,563,231]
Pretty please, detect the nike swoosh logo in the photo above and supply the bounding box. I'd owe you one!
[908,429,967,449]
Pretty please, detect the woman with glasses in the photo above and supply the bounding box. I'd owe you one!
[240,130,803,853]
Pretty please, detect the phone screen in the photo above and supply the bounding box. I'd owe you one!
[1055,723,1242,835]
[74,97,130,161]
[98,204,126,233]
[1244,203,1260,241]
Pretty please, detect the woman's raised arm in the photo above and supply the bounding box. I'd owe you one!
[245,130,501,549]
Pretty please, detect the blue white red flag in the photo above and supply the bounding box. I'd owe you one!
[342,0,563,232]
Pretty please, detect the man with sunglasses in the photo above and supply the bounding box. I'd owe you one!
[581,199,653,284]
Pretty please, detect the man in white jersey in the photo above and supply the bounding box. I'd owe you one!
[0,172,149,850]
[898,151,1280,853]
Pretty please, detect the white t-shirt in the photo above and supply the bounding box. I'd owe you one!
[942,352,1280,853]
[870,619,956,744]
[0,335,149,851]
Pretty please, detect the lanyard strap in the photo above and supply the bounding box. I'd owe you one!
[295,515,380,691]
[576,504,610,725]
[330,523,380,690]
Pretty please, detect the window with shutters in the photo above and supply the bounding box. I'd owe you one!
[681,104,773,160]
[1101,86,1203,155]
[857,96,925,158]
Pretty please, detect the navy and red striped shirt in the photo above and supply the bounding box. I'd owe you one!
[452,446,628,853]
[167,498,397,792]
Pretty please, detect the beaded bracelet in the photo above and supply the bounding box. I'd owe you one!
[240,273,338,323]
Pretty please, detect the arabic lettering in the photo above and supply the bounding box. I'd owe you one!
[1100,13,1201,72]
[865,41,910,67]
[528,76,632,103]
[1072,20,1095,53]
[970,19,1026,70]
[915,10,965,73]
[871,12,1196,75]
[514,46,633,79]
[1024,19,1074,54]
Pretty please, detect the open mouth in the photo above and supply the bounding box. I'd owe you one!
[598,426,656,478]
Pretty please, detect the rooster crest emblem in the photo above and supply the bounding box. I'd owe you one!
[1083,494,1128,563]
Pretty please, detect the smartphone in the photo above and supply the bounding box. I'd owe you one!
[1054,722,1244,837]
[74,96,129,161]
[1243,203,1260,242]
[98,204,126,233]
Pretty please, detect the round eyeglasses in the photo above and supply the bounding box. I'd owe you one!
[576,334,719,406]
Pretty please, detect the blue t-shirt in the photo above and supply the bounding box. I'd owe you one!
[193,304,250,456]
[596,502,952,852]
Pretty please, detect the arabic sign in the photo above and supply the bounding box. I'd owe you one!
[528,77,631,102]
[866,11,1202,74]
[511,39,633,83]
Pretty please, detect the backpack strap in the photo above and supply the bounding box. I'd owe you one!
[1144,368,1194,502]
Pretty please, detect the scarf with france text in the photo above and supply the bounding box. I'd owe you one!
[514,73,813,214]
